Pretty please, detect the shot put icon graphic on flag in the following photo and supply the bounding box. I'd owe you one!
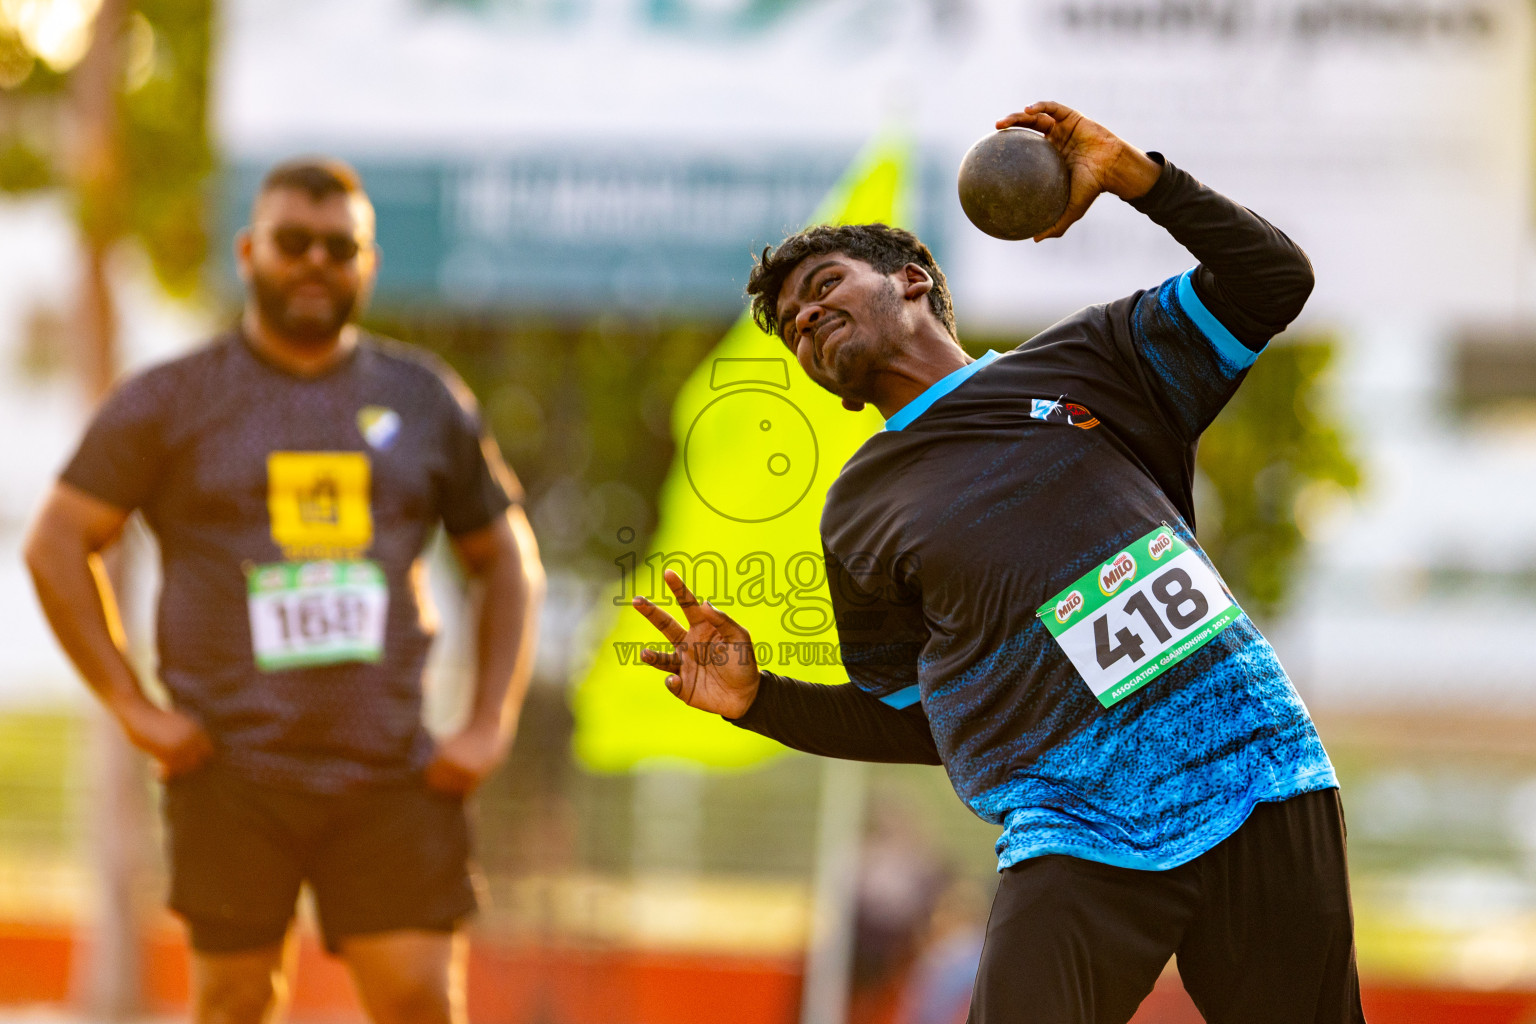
[685,359,818,524]
[573,133,913,771]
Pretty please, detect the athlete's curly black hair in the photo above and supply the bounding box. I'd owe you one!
[746,223,957,342]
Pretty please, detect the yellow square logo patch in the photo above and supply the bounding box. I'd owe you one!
[267,452,373,559]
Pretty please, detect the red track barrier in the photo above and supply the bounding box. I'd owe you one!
[3,922,1535,1024]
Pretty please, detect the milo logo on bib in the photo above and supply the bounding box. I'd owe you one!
[1098,552,1137,596]
[1148,530,1174,560]
[1054,590,1084,624]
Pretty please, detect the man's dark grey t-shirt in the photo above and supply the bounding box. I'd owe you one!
[62,331,518,793]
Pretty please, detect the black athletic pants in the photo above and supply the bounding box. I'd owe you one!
[967,788,1366,1024]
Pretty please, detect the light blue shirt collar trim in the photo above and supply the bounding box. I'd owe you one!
[885,349,1001,432]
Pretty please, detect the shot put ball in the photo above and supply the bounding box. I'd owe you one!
[957,129,1070,241]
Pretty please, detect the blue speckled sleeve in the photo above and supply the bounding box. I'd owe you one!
[1125,271,1257,442]
[1118,156,1315,442]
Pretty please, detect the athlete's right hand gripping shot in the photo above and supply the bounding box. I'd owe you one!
[630,101,1366,1024]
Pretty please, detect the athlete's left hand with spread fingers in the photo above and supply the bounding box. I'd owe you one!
[632,569,761,719]
[996,100,1163,241]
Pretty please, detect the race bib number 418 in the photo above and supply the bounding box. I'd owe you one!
[1036,527,1241,708]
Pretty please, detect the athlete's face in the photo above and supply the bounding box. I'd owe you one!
[774,254,912,401]
[237,188,377,347]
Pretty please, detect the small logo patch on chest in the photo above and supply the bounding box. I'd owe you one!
[1029,397,1099,429]
[357,406,401,450]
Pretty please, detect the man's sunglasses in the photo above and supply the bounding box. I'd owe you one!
[267,225,363,263]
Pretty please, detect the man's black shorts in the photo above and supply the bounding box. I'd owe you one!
[162,763,479,954]
[968,787,1366,1024]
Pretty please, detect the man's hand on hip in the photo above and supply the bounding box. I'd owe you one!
[995,100,1162,241]
[631,569,761,719]
[425,723,509,796]
[114,698,215,780]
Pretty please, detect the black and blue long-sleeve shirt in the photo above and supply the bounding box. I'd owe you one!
[731,157,1338,871]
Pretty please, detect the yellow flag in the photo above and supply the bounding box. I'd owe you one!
[572,137,913,772]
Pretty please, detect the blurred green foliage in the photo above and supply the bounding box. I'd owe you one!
[0,49,63,195]
[0,137,52,191]
[1196,337,1361,619]
[0,1,213,295]
[366,312,727,573]
[121,0,215,295]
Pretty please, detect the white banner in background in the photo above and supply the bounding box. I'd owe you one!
[223,0,1531,325]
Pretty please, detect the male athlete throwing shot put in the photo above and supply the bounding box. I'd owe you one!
[632,102,1364,1023]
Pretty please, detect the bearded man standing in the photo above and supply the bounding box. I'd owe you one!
[25,158,544,1024]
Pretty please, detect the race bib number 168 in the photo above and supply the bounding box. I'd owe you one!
[247,560,388,672]
[1036,526,1241,708]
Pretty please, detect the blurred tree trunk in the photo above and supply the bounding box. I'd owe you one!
[67,0,152,1018]
[72,0,129,388]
